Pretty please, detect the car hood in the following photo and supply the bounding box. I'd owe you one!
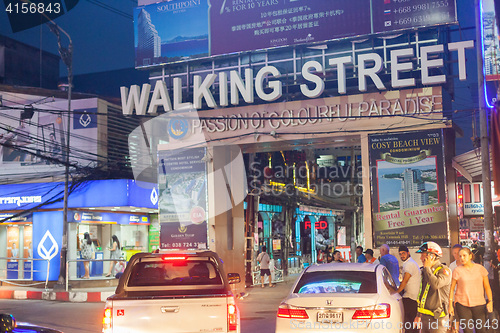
[14,322,63,333]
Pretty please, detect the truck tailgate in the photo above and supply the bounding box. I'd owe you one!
[110,296,228,333]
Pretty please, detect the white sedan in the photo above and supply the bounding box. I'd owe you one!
[276,263,404,333]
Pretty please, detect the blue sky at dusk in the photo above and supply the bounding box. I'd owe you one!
[0,0,137,75]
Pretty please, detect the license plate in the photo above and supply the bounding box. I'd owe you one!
[317,311,343,323]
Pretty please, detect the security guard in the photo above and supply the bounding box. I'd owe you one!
[414,241,452,333]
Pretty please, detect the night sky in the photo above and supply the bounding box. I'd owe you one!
[0,0,137,76]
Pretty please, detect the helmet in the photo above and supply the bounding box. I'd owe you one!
[416,241,443,258]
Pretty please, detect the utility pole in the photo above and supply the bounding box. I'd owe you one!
[48,22,73,290]
[475,0,495,264]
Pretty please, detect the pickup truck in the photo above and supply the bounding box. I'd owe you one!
[102,251,240,333]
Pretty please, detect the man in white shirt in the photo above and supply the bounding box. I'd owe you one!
[448,243,462,271]
[257,245,274,288]
[396,245,421,333]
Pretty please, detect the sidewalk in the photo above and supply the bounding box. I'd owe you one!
[0,281,116,303]
[0,273,300,304]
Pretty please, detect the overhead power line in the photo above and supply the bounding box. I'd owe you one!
[85,0,133,20]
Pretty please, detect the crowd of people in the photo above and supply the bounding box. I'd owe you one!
[307,241,496,333]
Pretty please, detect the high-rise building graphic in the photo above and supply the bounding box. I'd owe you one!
[137,8,161,66]
[399,169,429,209]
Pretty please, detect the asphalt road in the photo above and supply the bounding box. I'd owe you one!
[0,299,103,332]
[0,277,296,333]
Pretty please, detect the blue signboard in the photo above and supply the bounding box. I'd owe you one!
[33,211,63,281]
[0,179,158,211]
[67,211,149,225]
[73,107,97,129]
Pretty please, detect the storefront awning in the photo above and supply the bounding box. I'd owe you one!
[452,149,492,183]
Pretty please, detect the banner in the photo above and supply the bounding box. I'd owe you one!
[134,0,457,67]
[369,129,448,247]
[159,147,208,250]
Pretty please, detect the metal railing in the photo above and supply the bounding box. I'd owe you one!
[252,266,284,286]
[65,258,127,291]
[0,257,50,289]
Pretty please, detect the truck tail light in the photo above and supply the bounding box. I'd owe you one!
[277,304,309,319]
[352,303,391,320]
[228,301,238,331]
[102,306,112,333]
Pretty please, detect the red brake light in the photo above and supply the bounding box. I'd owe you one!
[277,305,309,319]
[228,303,238,331]
[162,256,187,261]
[352,304,390,320]
[102,307,112,333]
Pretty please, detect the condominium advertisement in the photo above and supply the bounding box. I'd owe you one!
[369,129,448,247]
[158,147,208,250]
[483,0,500,81]
[134,0,456,67]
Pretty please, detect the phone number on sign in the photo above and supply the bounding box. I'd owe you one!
[5,1,61,14]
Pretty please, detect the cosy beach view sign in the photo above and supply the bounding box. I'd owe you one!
[369,129,448,247]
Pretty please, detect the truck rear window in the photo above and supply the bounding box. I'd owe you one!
[127,260,223,287]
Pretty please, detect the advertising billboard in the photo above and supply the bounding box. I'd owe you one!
[0,96,99,178]
[369,129,449,247]
[158,147,208,250]
[483,0,500,81]
[134,0,457,67]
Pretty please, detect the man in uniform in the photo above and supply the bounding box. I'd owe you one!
[414,241,452,333]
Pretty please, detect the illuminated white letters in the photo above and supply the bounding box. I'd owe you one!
[193,74,217,109]
[120,84,151,115]
[391,48,415,88]
[421,45,446,85]
[300,61,325,98]
[448,40,475,81]
[255,66,282,102]
[358,53,385,92]
[120,40,474,115]
[148,81,172,114]
[328,56,352,94]
[231,69,254,105]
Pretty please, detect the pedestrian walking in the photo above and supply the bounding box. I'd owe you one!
[380,244,400,286]
[80,232,92,279]
[448,243,462,272]
[414,241,451,333]
[396,245,421,333]
[448,247,493,333]
[257,245,274,288]
[105,235,121,277]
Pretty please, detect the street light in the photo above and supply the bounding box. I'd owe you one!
[47,21,72,290]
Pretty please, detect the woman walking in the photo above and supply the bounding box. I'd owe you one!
[105,235,120,277]
[80,232,92,279]
[448,247,493,333]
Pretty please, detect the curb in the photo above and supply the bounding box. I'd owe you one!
[0,289,114,302]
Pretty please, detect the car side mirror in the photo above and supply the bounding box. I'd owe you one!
[0,313,16,331]
[227,273,240,284]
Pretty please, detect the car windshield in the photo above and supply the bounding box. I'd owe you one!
[127,260,223,287]
[294,270,377,294]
